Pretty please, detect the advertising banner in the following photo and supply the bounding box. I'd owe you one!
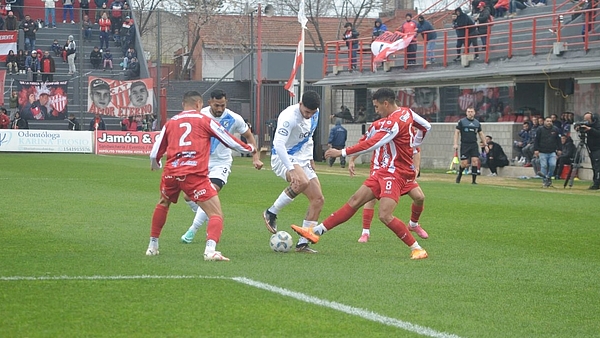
[94,130,160,155]
[18,81,69,120]
[0,130,92,153]
[87,77,154,118]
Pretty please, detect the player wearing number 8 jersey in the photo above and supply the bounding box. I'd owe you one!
[291,88,429,260]
[147,91,255,261]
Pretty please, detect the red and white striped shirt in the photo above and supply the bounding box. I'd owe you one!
[344,107,429,178]
[150,110,254,176]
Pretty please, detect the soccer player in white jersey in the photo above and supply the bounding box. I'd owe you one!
[180,89,263,243]
[263,90,323,253]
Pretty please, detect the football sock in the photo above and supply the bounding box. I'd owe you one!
[409,220,419,228]
[148,237,158,248]
[457,166,464,178]
[323,203,357,231]
[190,209,208,233]
[385,217,416,247]
[205,239,216,253]
[205,215,223,243]
[297,220,317,245]
[185,199,198,213]
[472,174,477,183]
[150,204,169,238]
[313,224,327,235]
[410,242,422,250]
[410,203,423,224]
[269,191,294,214]
[362,208,374,230]
[362,229,370,235]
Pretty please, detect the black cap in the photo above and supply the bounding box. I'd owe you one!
[91,79,110,91]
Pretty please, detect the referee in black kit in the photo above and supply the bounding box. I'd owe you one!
[453,106,487,184]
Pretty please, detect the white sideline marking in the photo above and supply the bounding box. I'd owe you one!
[1,275,461,338]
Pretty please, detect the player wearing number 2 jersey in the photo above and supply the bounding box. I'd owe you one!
[292,88,429,260]
[180,89,263,244]
[147,91,255,261]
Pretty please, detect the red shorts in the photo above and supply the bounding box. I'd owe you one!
[160,173,218,203]
[364,171,413,203]
[400,180,419,196]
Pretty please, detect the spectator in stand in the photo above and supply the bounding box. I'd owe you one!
[534,117,561,187]
[372,18,387,40]
[355,105,367,123]
[20,15,38,52]
[62,38,69,62]
[89,113,106,130]
[103,48,113,70]
[40,51,56,82]
[94,0,108,21]
[6,50,18,75]
[513,122,530,163]
[98,12,111,51]
[125,56,140,80]
[331,105,354,123]
[482,135,509,176]
[12,0,25,21]
[550,113,561,130]
[63,0,76,24]
[82,14,93,41]
[96,2,110,24]
[453,7,479,61]
[90,46,102,69]
[121,2,131,19]
[342,22,359,70]
[123,46,136,69]
[416,15,437,64]
[521,117,539,167]
[16,50,26,74]
[327,119,348,168]
[474,1,492,51]
[51,39,62,57]
[44,0,58,28]
[25,50,40,81]
[554,135,576,178]
[5,11,19,31]
[121,116,138,131]
[110,0,123,35]
[494,0,509,17]
[0,108,10,129]
[67,113,80,130]
[9,91,19,117]
[399,13,418,65]
[508,0,527,18]
[561,112,574,136]
[121,16,132,41]
[11,112,29,129]
[66,35,77,74]
[79,0,90,21]
[113,29,122,47]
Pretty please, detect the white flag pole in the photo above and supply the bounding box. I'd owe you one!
[298,0,307,99]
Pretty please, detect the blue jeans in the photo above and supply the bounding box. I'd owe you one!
[45,8,56,27]
[539,152,557,178]
[25,37,35,51]
[99,31,109,49]
[426,40,436,61]
[63,5,74,22]
[84,28,92,40]
[510,0,527,13]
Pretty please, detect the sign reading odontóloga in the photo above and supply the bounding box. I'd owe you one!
[0,130,93,153]
[94,130,160,155]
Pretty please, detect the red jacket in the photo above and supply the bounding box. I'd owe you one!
[99,18,111,32]
[400,20,417,42]
[0,114,10,129]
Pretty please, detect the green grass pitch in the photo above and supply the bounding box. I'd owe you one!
[1,153,599,337]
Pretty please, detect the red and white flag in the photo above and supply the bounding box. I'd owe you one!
[284,36,303,97]
[371,31,415,64]
[0,31,17,62]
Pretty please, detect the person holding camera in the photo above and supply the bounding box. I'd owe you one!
[575,112,600,190]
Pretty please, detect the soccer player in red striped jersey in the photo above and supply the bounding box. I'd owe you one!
[147,91,255,261]
[291,88,428,260]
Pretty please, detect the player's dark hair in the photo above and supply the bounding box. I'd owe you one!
[183,91,203,106]
[372,88,396,104]
[210,89,227,100]
[301,90,321,110]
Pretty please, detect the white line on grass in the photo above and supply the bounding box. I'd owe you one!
[1,275,461,338]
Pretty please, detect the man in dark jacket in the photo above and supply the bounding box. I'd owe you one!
[327,119,348,168]
[482,135,509,176]
[372,18,387,40]
[473,1,492,50]
[40,51,56,82]
[554,135,576,178]
[67,113,80,130]
[575,112,600,189]
[534,117,561,187]
[342,22,360,69]
[452,7,479,61]
[417,15,437,64]
[5,11,19,31]
[90,46,103,69]
[20,15,38,51]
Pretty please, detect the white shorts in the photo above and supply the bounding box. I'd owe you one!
[271,155,317,181]
[208,164,231,185]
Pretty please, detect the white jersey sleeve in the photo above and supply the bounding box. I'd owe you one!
[272,104,318,171]
[201,107,249,167]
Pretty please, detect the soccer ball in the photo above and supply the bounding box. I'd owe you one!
[269,231,293,253]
